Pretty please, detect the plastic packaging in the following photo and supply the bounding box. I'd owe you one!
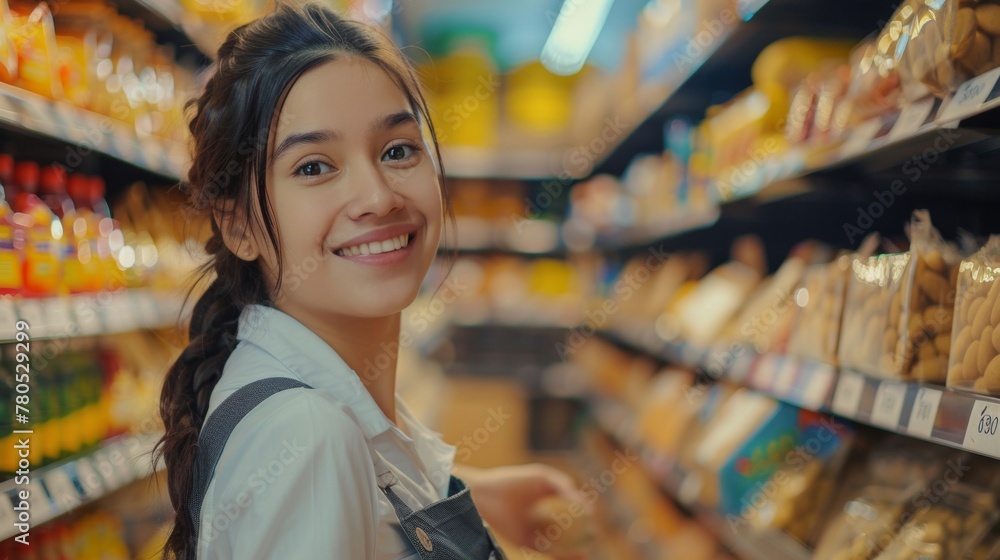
[9,2,62,99]
[899,0,1000,100]
[788,254,851,364]
[874,484,998,560]
[947,236,1000,394]
[839,212,960,381]
[0,154,20,294]
[12,161,61,296]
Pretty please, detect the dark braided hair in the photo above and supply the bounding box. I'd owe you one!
[152,4,448,557]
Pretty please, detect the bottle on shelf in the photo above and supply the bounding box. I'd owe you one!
[12,161,62,297]
[8,1,63,99]
[0,154,22,294]
[66,173,101,293]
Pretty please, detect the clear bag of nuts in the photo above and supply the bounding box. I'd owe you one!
[788,253,851,365]
[947,236,1000,394]
[873,483,998,560]
[813,484,922,560]
[898,0,1000,100]
[839,212,960,381]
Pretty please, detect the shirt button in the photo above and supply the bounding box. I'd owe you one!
[415,527,433,552]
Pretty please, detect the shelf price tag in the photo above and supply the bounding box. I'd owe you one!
[0,298,18,340]
[871,381,907,429]
[832,371,865,418]
[839,120,882,159]
[16,299,47,333]
[751,354,780,391]
[800,361,837,411]
[74,457,104,500]
[43,469,81,512]
[963,400,1000,458]
[888,98,936,141]
[908,387,943,440]
[773,356,799,397]
[940,67,1000,123]
[27,479,53,520]
[43,298,76,338]
[71,295,102,336]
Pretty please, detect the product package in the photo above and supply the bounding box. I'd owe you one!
[947,236,1000,394]
[873,483,998,560]
[787,254,851,365]
[898,0,1000,100]
[839,212,961,381]
[689,388,853,518]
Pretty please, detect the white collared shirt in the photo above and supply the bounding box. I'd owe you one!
[195,304,457,559]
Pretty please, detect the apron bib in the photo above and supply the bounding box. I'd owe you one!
[188,377,506,559]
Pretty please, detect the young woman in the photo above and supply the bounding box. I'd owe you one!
[154,3,590,559]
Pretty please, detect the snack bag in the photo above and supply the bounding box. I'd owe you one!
[788,254,851,364]
[947,236,1000,394]
[839,211,960,381]
[873,483,998,560]
[899,0,1000,100]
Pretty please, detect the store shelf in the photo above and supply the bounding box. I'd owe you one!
[0,431,164,541]
[0,83,188,180]
[600,325,1000,463]
[588,394,812,560]
[0,289,186,342]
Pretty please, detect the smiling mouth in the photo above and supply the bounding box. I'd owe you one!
[334,233,414,257]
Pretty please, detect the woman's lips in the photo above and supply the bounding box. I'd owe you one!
[333,233,416,265]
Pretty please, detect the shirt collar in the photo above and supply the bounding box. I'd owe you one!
[237,304,394,439]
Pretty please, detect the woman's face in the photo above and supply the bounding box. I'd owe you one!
[251,56,442,322]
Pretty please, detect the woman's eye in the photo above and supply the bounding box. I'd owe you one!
[295,161,333,176]
[382,144,416,162]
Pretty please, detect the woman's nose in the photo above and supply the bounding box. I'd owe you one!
[345,162,405,220]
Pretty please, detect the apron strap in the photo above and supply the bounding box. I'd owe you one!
[369,444,416,519]
[188,377,314,556]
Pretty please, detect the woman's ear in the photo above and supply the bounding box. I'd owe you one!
[215,205,260,262]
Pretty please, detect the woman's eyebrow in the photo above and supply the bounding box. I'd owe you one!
[271,129,341,163]
[369,111,418,136]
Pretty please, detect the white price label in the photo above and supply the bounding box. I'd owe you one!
[43,469,81,512]
[16,299,47,333]
[74,458,104,500]
[0,298,18,340]
[832,372,866,418]
[27,479,53,520]
[71,295,102,335]
[871,382,907,429]
[963,400,1000,458]
[801,362,836,411]
[888,98,935,141]
[908,387,943,439]
[752,355,779,390]
[773,357,799,397]
[940,67,1000,122]
[106,292,134,333]
[0,491,16,532]
[44,298,76,337]
[840,120,882,158]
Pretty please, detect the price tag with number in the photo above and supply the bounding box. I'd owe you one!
[888,98,936,141]
[840,120,883,158]
[940,67,1000,123]
[963,400,1000,458]
[871,382,908,429]
[832,371,866,418]
[43,469,81,511]
[908,387,943,439]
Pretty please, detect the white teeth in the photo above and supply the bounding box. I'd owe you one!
[336,233,412,257]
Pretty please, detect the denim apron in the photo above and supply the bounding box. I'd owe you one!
[188,377,507,560]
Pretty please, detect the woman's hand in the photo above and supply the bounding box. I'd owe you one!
[456,463,595,559]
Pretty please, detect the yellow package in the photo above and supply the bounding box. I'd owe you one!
[9,2,62,99]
